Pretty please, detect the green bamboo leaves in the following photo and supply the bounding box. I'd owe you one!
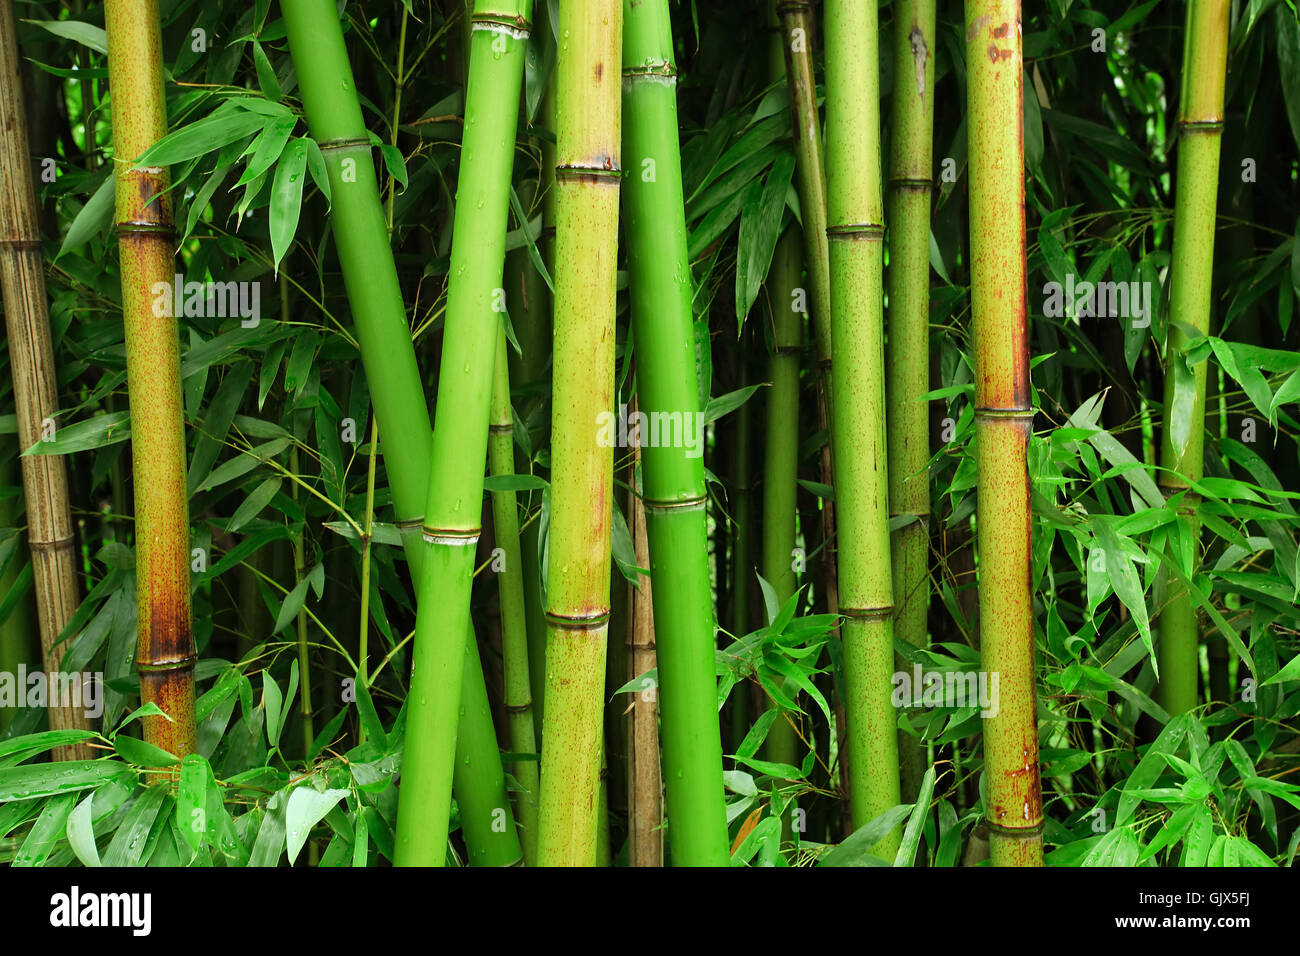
[270,138,308,274]
[965,0,1043,866]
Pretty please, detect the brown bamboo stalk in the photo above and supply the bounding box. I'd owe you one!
[626,429,663,867]
[0,0,92,759]
[105,0,195,757]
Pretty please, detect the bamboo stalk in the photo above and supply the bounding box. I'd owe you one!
[105,0,195,758]
[620,0,729,866]
[776,0,838,598]
[885,0,936,804]
[0,0,92,758]
[824,0,900,852]
[1156,0,1231,717]
[536,0,621,867]
[281,0,520,866]
[964,0,1043,866]
[626,420,663,867]
[487,324,540,864]
[393,0,533,867]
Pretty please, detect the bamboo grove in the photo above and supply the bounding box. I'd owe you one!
[0,0,1297,871]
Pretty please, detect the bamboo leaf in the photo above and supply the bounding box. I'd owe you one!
[893,766,936,867]
[286,787,349,864]
[113,735,181,768]
[252,39,282,101]
[819,804,913,866]
[226,477,282,532]
[270,137,309,273]
[0,761,134,801]
[13,793,77,866]
[25,19,107,54]
[263,669,285,748]
[136,109,268,167]
[66,792,102,867]
[703,383,763,424]
[21,411,130,456]
[735,151,796,323]
[55,174,114,261]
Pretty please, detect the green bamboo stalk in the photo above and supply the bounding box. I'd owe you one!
[621,0,730,866]
[280,0,520,866]
[885,0,936,804]
[1156,0,1230,717]
[775,0,838,788]
[393,0,533,867]
[965,0,1043,866]
[504,177,551,735]
[487,324,540,864]
[824,0,900,853]
[536,0,621,867]
[105,0,195,758]
[0,0,92,758]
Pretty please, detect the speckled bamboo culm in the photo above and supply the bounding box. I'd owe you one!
[106,0,196,758]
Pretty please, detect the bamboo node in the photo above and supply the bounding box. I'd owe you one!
[555,164,622,184]
[470,12,531,39]
[986,819,1045,838]
[0,237,41,250]
[422,527,481,547]
[642,494,706,514]
[26,534,76,554]
[1178,119,1224,133]
[545,609,612,630]
[503,702,533,714]
[137,654,198,673]
[827,222,885,241]
[839,605,894,620]
[115,221,174,238]
[888,177,933,191]
[488,422,514,434]
[974,406,1034,421]
[317,136,371,153]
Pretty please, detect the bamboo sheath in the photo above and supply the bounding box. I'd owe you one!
[964,0,1043,866]
[1157,0,1230,717]
[824,0,900,853]
[0,0,92,759]
[621,0,730,866]
[280,0,520,866]
[105,0,195,758]
[536,0,621,867]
